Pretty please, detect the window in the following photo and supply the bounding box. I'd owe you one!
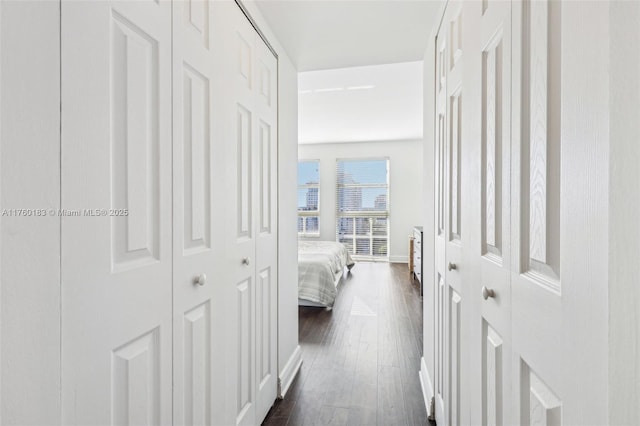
[336,159,389,259]
[298,160,320,236]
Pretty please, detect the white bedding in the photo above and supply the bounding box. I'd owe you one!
[298,241,355,307]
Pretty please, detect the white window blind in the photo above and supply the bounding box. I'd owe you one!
[298,160,320,236]
[336,159,389,259]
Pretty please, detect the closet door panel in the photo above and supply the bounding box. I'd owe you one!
[233,93,255,426]
[218,5,279,423]
[172,0,225,424]
[473,1,513,424]
[237,103,253,240]
[0,3,61,422]
[444,3,464,425]
[218,4,258,425]
[181,63,211,254]
[511,0,566,422]
[433,29,448,423]
[236,277,253,424]
[254,35,278,423]
[61,1,172,423]
[434,3,467,424]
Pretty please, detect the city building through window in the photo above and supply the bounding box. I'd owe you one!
[298,160,320,236]
[336,159,389,259]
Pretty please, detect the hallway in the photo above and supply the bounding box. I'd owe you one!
[263,263,431,426]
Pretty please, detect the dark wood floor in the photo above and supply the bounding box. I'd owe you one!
[263,262,432,426]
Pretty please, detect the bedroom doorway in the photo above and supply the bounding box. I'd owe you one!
[286,61,426,423]
[295,62,423,310]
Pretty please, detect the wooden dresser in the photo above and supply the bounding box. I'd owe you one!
[412,226,423,294]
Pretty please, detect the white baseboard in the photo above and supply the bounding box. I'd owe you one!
[389,255,409,263]
[278,345,302,399]
[419,357,434,417]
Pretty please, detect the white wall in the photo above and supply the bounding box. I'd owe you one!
[275,55,302,395]
[0,1,61,423]
[419,8,440,415]
[299,139,423,263]
[243,0,302,397]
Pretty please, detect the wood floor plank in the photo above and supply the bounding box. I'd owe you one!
[262,262,432,426]
[377,365,409,426]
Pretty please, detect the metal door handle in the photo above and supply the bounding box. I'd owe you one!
[448,262,457,271]
[242,257,251,266]
[482,286,495,300]
[194,273,206,287]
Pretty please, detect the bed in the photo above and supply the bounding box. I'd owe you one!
[298,241,355,307]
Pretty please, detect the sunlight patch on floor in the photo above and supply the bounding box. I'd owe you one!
[350,296,377,316]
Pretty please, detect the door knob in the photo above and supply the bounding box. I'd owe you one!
[194,273,206,287]
[482,286,495,300]
[448,262,457,271]
[242,257,251,266]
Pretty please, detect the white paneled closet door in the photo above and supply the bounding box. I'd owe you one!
[172,0,226,424]
[61,1,173,424]
[435,0,514,424]
[219,3,278,425]
[434,1,467,424]
[433,17,448,424]
[432,1,605,424]
[473,1,513,424]
[444,2,465,425]
[253,27,279,426]
[510,0,566,422]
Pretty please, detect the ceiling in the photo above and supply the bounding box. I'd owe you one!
[298,61,423,143]
[253,0,444,71]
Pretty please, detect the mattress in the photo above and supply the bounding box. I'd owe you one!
[298,241,355,307]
